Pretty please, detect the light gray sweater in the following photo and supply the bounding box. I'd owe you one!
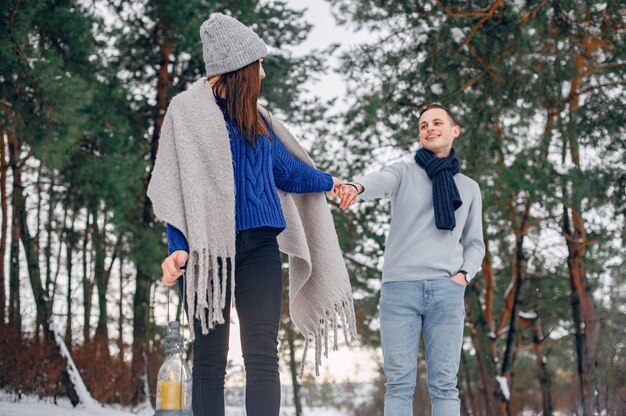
[356,161,485,283]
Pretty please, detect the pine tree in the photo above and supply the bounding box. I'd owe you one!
[0,0,102,405]
[327,0,625,413]
[1,0,146,405]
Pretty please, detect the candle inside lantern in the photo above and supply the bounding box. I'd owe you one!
[158,371,182,409]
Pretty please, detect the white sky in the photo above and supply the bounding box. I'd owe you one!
[284,0,374,110]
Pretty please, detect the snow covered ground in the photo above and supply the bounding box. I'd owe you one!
[0,394,142,416]
[0,392,347,416]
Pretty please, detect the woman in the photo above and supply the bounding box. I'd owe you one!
[147,13,356,416]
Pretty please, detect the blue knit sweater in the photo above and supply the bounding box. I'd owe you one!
[167,101,333,255]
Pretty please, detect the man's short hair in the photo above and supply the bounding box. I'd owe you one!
[419,104,457,126]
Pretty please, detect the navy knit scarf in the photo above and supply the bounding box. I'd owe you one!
[414,148,462,231]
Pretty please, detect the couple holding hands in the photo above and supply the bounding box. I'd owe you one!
[147,13,485,416]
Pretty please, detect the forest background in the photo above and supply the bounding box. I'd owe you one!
[0,1,624,415]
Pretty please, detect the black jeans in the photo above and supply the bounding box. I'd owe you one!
[179,227,283,416]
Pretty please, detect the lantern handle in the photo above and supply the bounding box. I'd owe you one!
[181,272,189,342]
[166,284,170,325]
[165,272,190,343]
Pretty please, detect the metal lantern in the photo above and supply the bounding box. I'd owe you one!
[155,320,192,415]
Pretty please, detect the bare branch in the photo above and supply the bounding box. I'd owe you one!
[458,0,504,51]
[435,1,489,17]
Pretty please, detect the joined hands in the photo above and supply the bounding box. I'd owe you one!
[328,177,361,210]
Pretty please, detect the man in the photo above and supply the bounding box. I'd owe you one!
[339,104,485,415]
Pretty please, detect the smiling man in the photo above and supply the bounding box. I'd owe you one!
[339,104,485,415]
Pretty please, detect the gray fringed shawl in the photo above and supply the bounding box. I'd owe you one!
[147,78,357,375]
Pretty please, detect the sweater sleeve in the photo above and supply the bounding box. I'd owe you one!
[272,135,333,194]
[460,184,486,281]
[167,223,189,256]
[354,163,404,201]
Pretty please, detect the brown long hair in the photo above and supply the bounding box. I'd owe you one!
[211,60,269,146]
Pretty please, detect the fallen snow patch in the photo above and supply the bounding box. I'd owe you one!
[51,322,101,410]
[496,376,510,401]
[518,310,538,320]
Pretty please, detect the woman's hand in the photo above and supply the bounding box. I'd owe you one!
[327,177,344,197]
[161,250,189,286]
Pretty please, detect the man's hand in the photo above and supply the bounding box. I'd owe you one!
[338,183,362,210]
[450,272,467,286]
[327,177,344,197]
[161,250,189,286]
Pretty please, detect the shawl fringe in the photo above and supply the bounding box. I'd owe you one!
[298,292,358,378]
[185,248,235,339]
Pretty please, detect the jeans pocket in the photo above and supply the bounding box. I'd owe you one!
[447,277,467,288]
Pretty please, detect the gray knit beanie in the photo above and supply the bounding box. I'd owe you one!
[200,13,268,77]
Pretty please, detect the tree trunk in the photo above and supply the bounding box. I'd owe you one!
[93,209,109,351]
[460,349,478,416]
[508,331,524,414]
[95,210,121,360]
[287,322,303,416]
[132,25,172,404]
[498,237,526,415]
[465,284,500,416]
[82,210,94,343]
[7,131,21,331]
[497,197,532,415]
[65,213,77,348]
[562,188,585,395]
[33,165,44,343]
[481,235,496,357]
[131,265,152,404]
[50,209,66,314]
[521,316,553,416]
[563,24,605,415]
[148,33,172,182]
[117,256,125,359]
[0,130,8,325]
[518,302,552,416]
[563,206,600,415]
[44,175,55,305]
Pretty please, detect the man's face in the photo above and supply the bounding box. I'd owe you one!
[418,108,461,157]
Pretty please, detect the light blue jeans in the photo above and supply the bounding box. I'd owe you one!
[379,278,466,416]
